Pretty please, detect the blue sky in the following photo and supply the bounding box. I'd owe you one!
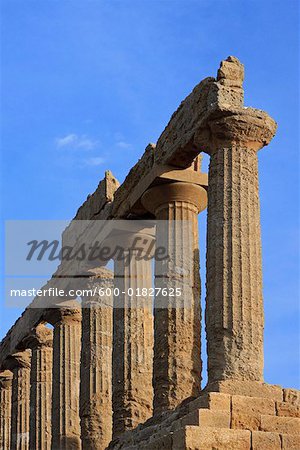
[0,0,299,388]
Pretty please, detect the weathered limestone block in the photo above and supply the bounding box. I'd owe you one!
[231,395,275,430]
[74,170,120,220]
[80,268,113,450]
[283,388,300,406]
[217,56,244,85]
[22,323,53,450]
[0,370,13,450]
[200,108,277,383]
[173,426,251,450]
[251,431,281,450]
[188,392,231,413]
[181,408,230,428]
[281,433,300,449]
[112,144,155,217]
[206,56,245,111]
[276,401,300,418]
[205,380,283,400]
[4,350,31,450]
[142,182,207,415]
[111,229,154,436]
[260,415,300,434]
[157,77,213,168]
[44,305,82,450]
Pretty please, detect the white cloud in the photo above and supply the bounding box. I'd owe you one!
[82,157,105,167]
[116,140,132,149]
[55,133,99,150]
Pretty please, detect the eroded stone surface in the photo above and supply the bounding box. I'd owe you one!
[204,110,276,383]
[45,308,82,450]
[260,415,300,435]
[0,370,13,450]
[0,56,297,450]
[112,232,154,436]
[142,182,207,415]
[281,433,300,449]
[4,350,31,450]
[80,268,114,449]
[283,388,300,406]
[23,324,53,450]
[252,431,281,450]
[173,426,251,450]
[276,401,300,418]
[231,395,275,430]
[205,380,283,400]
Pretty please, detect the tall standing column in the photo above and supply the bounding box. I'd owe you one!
[80,268,113,450]
[142,182,207,414]
[45,306,82,450]
[0,370,13,450]
[4,350,31,450]
[202,110,277,384]
[110,229,154,437]
[23,324,53,450]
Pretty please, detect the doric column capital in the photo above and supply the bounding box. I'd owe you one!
[0,370,13,389]
[43,302,81,326]
[104,224,155,253]
[22,323,53,350]
[198,108,277,153]
[4,350,31,371]
[141,182,207,216]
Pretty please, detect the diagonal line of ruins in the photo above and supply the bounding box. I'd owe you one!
[0,56,299,450]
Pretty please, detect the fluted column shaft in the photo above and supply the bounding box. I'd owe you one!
[4,350,31,450]
[0,371,13,450]
[203,112,277,384]
[80,269,113,450]
[142,182,207,414]
[45,306,82,450]
[23,324,53,450]
[112,231,154,437]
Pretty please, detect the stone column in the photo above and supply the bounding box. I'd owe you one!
[4,350,31,450]
[45,305,82,450]
[80,268,113,450]
[202,109,277,384]
[110,229,154,437]
[23,324,53,450]
[142,182,207,414]
[0,370,13,450]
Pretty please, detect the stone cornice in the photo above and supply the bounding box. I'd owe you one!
[21,323,53,350]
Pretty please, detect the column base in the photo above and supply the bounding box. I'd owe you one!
[204,380,284,401]
[107,385,300,449]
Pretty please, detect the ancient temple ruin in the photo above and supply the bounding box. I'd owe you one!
[0,57,299,450]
